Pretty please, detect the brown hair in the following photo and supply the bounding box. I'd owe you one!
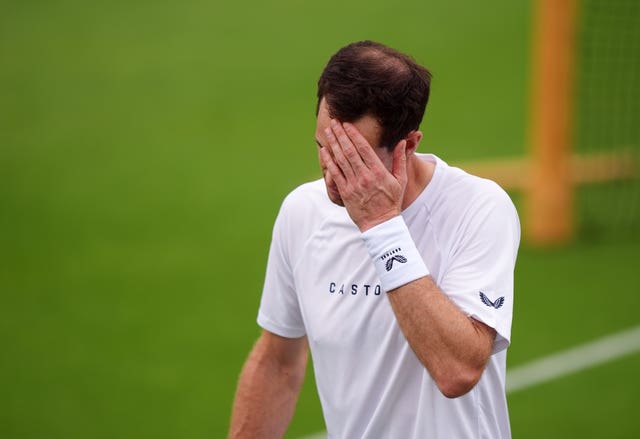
[317,41,432,151]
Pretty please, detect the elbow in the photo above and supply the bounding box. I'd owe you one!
[435,365,484,399]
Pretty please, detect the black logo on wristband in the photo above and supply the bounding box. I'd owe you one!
[385,255,407,271]
[379,247,407,271]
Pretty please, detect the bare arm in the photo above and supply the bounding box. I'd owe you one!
[228,330,309,439]
[386,277,495,398]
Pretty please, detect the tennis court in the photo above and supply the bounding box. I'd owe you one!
[1,0,638,437]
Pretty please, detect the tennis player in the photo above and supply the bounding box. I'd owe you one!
[228,40,520,439]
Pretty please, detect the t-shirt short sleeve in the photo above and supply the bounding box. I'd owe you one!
[439,189,520,354]
[257,199,306,338]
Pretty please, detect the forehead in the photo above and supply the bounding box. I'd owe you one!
[315,98,383,148]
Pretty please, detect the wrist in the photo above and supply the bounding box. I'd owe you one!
[358,211,402,233]
[361,216,430,292]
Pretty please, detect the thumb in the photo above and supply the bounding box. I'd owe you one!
[392,140,408,186]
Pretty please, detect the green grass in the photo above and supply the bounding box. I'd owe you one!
[509,352,640,439]
[1,0,639,438]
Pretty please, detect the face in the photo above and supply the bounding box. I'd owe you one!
[315,98,393,206]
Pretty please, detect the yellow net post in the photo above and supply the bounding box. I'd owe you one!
[526,0,578,245]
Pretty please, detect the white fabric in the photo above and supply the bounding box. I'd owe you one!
[361,215,430,291]
[257,154,520,439]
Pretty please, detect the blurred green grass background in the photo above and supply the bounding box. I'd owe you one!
[1,0,639,438]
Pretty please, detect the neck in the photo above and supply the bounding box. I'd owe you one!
[401,154,435,210]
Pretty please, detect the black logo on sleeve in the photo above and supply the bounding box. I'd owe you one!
[379,248,407,271]
[480,291,505,309]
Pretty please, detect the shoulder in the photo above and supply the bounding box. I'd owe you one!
[422,156,520,248]
[273,178,343,237]
[270,178,352,262]
[277,178,336,223]
[281,178,329,211]
[432,156,517,218]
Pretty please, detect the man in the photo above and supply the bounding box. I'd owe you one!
[228,41,520,438]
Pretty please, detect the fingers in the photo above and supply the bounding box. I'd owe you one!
[319,145,347,191]
[342,122,385,170]
[325,120,368,178]
[323,119,408,191]
[324,125,356,181]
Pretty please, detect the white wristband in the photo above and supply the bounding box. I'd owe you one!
[361,216,430,292]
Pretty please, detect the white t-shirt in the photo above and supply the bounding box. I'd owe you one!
[258,154,520,439]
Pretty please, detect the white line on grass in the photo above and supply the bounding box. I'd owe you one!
[298,325,640,439]
[506,324,640,392]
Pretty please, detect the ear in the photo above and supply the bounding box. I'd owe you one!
[403,130,422,155]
